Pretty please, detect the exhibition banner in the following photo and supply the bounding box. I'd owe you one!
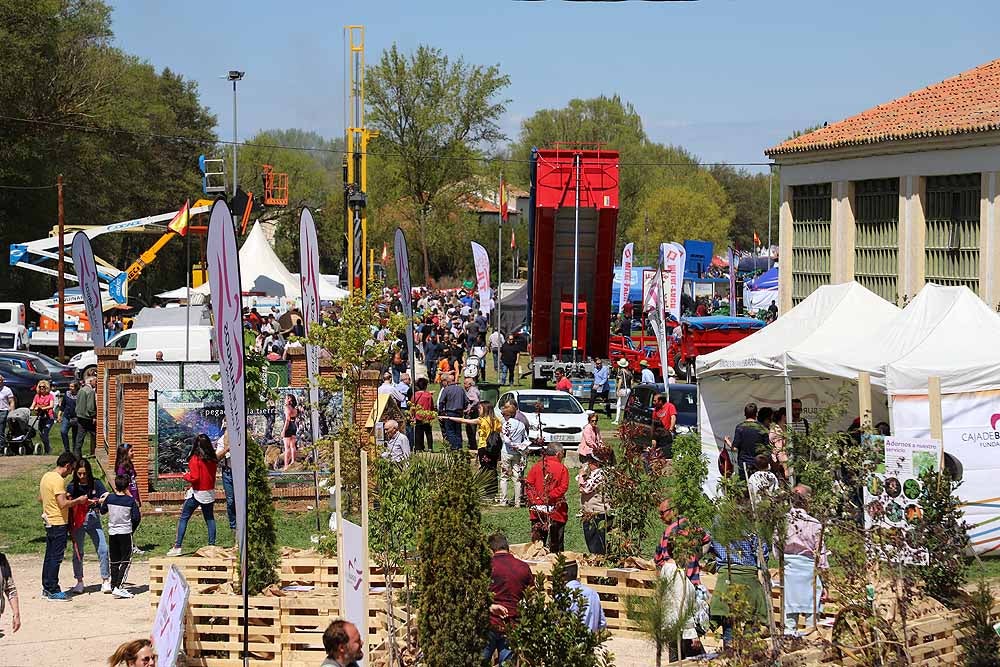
[151,565,190,667]
[71,231,106,348]
[471,241,493,315]
[660,242,685,321]
[206,200,248,579]
[299,208,322,447]
[891,389,1000,554]
[341,518,368,667]
[394,227,415,379]
[619,242,634,314]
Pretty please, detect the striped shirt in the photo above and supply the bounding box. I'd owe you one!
[654,518,711,585]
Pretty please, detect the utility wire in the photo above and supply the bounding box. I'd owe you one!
[0,182,61,190]
[0,113,774,168]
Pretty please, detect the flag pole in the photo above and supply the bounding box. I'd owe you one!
[497,172,502,334]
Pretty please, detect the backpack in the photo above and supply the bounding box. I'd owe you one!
[484,431,503,458]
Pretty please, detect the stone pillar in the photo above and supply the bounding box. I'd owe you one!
[114,373,153,495]
[831,180,856,283]
[355,369,382,427]
[980,172,1000,309]
[899,175,927,303]
[102,360,136,453]
[94,348,121,452]
[286,346,307,388]
[778,183,794,314]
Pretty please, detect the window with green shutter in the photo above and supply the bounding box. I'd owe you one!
[925,174,980,292]
[791,183,832,304]
[853,178,900,303]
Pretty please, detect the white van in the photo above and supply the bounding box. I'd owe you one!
[0,302,29,350]
[69,325,217,377]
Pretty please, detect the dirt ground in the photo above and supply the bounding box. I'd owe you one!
[0,554,152,666]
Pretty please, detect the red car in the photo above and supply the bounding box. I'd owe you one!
[608,334,662,376]
[667,316,766,380]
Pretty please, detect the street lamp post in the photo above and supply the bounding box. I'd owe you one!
[227,71,245,200]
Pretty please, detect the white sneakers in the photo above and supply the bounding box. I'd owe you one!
[165,547,183,557]
[101,580,112,594]
[70,581,85,595]
[112,587,134,599]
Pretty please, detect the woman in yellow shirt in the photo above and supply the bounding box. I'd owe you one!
[442,401,501,495]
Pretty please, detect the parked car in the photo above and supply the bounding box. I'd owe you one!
[0,351,73,393]
[622,382,698,453]
[0,360,51,408]
[494,388,589,452]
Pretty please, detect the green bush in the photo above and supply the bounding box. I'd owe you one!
[245,437,280,594]
[416,455,492,667]
[960,580,1000,667]
[508,555,614,667]
[913,469,969,603]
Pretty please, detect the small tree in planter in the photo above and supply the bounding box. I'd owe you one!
[960,580,1000,667]
[416,455,492,667]
[508,555,615,667]
[623,570,692,667]
[604,425,667,562]
[911,468,969,604]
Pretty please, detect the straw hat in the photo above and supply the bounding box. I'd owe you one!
[616,358,629,368]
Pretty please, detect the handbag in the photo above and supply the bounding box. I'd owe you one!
[485,431,503,458]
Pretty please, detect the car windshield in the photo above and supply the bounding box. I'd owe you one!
[518,394,583,415]
[30,352,65,371]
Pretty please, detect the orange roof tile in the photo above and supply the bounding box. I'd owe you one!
[766,59,1000,157]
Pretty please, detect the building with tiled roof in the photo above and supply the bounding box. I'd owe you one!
[766,58,1000,312]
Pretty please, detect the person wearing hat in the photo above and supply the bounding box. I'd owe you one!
[613,358,633,425]
[577,448,612,554]
[639,359,655,384]
[587,359,612,418]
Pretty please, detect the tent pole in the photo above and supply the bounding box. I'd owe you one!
[784,374,794,485]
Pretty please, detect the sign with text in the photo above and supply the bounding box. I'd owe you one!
[299,208,322,447]
[471,241,493,315]
[151,565,190,667]
[341,518,368,667]
[619,242,634,314]
[71,232,106,348]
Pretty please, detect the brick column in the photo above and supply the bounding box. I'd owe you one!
[94,348,121,452]
[114,373,152,495]
[355,369,381,428]
[286,346,307,388]
[103,360,135,453]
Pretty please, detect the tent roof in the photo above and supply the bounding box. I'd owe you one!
[883,284,1000,395]
[697,281,899,378]
[239,221,300,297]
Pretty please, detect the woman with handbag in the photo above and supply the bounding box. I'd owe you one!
[442,401,502,496]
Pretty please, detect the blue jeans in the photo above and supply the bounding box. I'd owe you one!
[60,415,78,453]
[37,413,53,454]
[426,358,437,381]
[221,467,237,530]
[43,525,68,594]
[483,629,513,665]
[492,350,499,372]
[500,363,513,385]
[175,495,216,548]
[0,409,7,452]
[441,416,463,450]
[72,512,110,580]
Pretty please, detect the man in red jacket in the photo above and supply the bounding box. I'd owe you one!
[483,532,534,665]
[525,442,569,553]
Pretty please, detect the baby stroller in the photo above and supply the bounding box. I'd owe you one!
[4,408,37,456]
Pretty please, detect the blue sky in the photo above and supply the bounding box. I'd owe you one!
[109,0,994,171]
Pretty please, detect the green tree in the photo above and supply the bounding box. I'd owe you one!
[630,182,732,251]
[508,555,615,667]
[912,469,969,603]
[709,164,779,251]
[365,43,511,283]
[0,0,217,304]
[244,350,280,594]
[960,580,1000,667]
[416,455,492,666]
[623,571,693,667]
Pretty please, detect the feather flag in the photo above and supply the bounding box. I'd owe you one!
[167,200,190,236]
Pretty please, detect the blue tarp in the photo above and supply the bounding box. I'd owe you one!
[611,265,652,308]
[683,240,714,280]
[748,266,778,291]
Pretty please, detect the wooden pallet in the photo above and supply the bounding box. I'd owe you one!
[181,594,282,666]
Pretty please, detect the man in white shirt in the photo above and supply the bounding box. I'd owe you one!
[498,401,529,507]
[377,372,405,404]
[381,419,411,463]
[488,329,504,376]
[640,360,656,384]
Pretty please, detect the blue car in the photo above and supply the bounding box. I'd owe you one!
[622,382,698,455]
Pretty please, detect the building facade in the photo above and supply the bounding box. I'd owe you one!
[766,59,1000,313]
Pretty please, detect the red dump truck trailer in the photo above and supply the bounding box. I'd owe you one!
[526,145,619,386]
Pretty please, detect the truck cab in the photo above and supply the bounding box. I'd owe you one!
[0,303,29,350]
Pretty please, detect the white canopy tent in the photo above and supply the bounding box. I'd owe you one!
[697,282,900,493]
[155,221,348,303]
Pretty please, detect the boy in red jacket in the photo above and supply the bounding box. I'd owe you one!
[525,442,569,553]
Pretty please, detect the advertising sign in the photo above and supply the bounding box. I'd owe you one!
[299,209,322,447]
[660,242,686,321]
[891,389,1000,554]
[206,200,247,577]
[341,518,368,667]
[619,242,634,314]
[155,390,226,475]
[471,241,493,315]
[71,231,106,348]
[150,565,190,667]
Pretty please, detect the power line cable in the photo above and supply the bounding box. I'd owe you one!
[0,113,774,168]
